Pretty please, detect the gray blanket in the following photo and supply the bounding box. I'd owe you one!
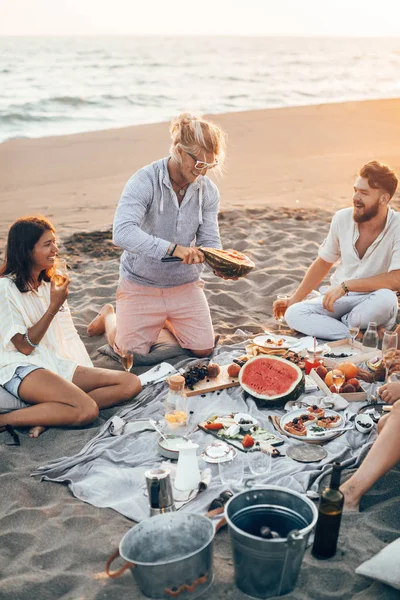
[32,342,377,522]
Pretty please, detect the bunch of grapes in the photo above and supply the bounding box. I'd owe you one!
[183,363,209,390]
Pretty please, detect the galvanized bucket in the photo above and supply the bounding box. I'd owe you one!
[106,512,214,599]
[225,486,318,598]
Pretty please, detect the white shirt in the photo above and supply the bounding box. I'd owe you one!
[0,277,92,386]
[318,207,400,288]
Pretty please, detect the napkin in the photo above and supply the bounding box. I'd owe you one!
[161,461,212,509]
[284,393,349,412]
[108,416,154,436]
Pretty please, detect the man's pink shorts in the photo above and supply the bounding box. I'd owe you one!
[114,278,215,355]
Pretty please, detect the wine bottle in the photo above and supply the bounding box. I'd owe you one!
[312,462,344,559]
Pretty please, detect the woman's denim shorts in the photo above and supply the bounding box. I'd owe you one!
[3,365,43,400]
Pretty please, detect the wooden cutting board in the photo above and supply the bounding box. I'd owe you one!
[184,365,240,397]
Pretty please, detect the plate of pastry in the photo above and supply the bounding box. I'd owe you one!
[280,407,343,442]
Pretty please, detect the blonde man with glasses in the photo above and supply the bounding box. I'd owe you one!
[88,113,227,358]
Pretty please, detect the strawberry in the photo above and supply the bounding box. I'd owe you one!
[242,434,255,448]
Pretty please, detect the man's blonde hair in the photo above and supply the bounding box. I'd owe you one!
[169,112,226,172]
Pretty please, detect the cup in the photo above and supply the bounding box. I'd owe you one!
[218,456,244,489]
[247,450,272,477]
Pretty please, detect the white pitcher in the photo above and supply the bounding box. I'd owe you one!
[174,441,201,492]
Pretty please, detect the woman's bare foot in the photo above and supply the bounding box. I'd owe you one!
[29,426,47,438]
[87,304,114,337]
[340,481,361,512]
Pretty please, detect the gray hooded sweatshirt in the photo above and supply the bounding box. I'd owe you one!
[113,157,222,287]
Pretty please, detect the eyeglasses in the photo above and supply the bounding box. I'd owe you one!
[208,490,233,511]
[186,151,219,171]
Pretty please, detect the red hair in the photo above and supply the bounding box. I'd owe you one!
[359,161,398,199]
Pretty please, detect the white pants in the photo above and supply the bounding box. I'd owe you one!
[285,289,398,341]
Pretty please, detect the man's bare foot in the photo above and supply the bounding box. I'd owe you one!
[87,304,114,337]
[29,426,47,438]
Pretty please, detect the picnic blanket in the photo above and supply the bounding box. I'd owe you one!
[32,341,379,522]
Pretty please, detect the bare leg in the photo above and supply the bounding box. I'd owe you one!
[87,304,116,347]
[0,369,99,432]
[340,403,400,511]
[190,348,214,358]
[72,366,141,409]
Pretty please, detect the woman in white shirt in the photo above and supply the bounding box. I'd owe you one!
[0,216,141,438]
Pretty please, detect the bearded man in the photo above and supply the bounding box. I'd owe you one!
[273,160,400,340]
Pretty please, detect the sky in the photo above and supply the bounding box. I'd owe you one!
[1,0,400,36]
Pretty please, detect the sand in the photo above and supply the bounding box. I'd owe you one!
[1,99,400,599]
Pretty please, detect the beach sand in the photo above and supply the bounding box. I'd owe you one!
[1,99,400,599]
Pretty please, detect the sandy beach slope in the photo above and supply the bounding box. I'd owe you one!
[0,100,399,599]
[1,98,400,244]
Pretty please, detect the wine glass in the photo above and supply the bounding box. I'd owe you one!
[348,315,360,349]
[275,294,288,333]
[332,369,345,394]
[120,348,134,372]
[52,257,68,312]
[382,331,398,382]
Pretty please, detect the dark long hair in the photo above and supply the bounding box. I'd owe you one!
[0,216,55,292]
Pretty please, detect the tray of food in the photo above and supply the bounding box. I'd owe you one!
[280,407,344,442]
[322,339,381,367]
[199,412,284,455]
[310,362,368,401]
[182,362,241,397]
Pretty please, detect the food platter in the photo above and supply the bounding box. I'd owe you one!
[253,335,298,350]
[280,408,343,442]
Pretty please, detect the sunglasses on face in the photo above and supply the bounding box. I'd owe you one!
[208,490,233,511]
[186,151,219,171]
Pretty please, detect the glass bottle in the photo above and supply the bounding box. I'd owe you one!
[362,322,379,351]
[305,350,324,375]
[312,463,344,559]
[164,375,187,433]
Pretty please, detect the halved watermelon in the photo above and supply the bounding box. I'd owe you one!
[239,355,304,406]
[200,247,255,278]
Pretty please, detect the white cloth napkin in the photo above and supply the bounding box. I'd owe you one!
[108,416,154,436]
[284,393,349,412]
[356,538,400,590]
[161,461,212,509]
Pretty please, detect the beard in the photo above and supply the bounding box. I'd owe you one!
[353,201,380,223]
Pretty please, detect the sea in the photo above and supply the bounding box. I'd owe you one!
[1,35,400,143]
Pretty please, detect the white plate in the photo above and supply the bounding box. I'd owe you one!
[253,335,291,350]
[201,442,237,464]
[280,408,343,441]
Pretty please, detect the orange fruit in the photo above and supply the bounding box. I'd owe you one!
[337,362,358,380]
[325,371,334,387]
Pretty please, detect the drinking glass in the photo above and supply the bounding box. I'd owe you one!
[332,369,345,394]
[52,258,68,287]
[120,349,134,372]
[362,322,379,351]
[382,331,398,382]
[275,294,288,333]
[247,450,272,477]
[348,315,360,349]
[218,456,244,490]
[52,257,68,312]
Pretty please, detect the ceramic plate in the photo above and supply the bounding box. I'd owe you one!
[201,441,237,464]
[158,435,189,459]
[280,408,343,442]
[253,335,292,350]
[286,444,328,462]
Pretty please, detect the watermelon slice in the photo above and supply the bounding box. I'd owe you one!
[239,355,304,406]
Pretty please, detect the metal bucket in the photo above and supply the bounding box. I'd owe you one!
[106,512,214,599]
[225,486,318,598]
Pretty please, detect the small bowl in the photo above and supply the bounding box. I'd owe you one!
[355,414,374,434]
[158,434,189,460]
[234,412,258,431]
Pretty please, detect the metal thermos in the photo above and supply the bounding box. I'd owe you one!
[145,468,176,517]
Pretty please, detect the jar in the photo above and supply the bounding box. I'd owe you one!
[305,351,324,375]
[164,375,187,433]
